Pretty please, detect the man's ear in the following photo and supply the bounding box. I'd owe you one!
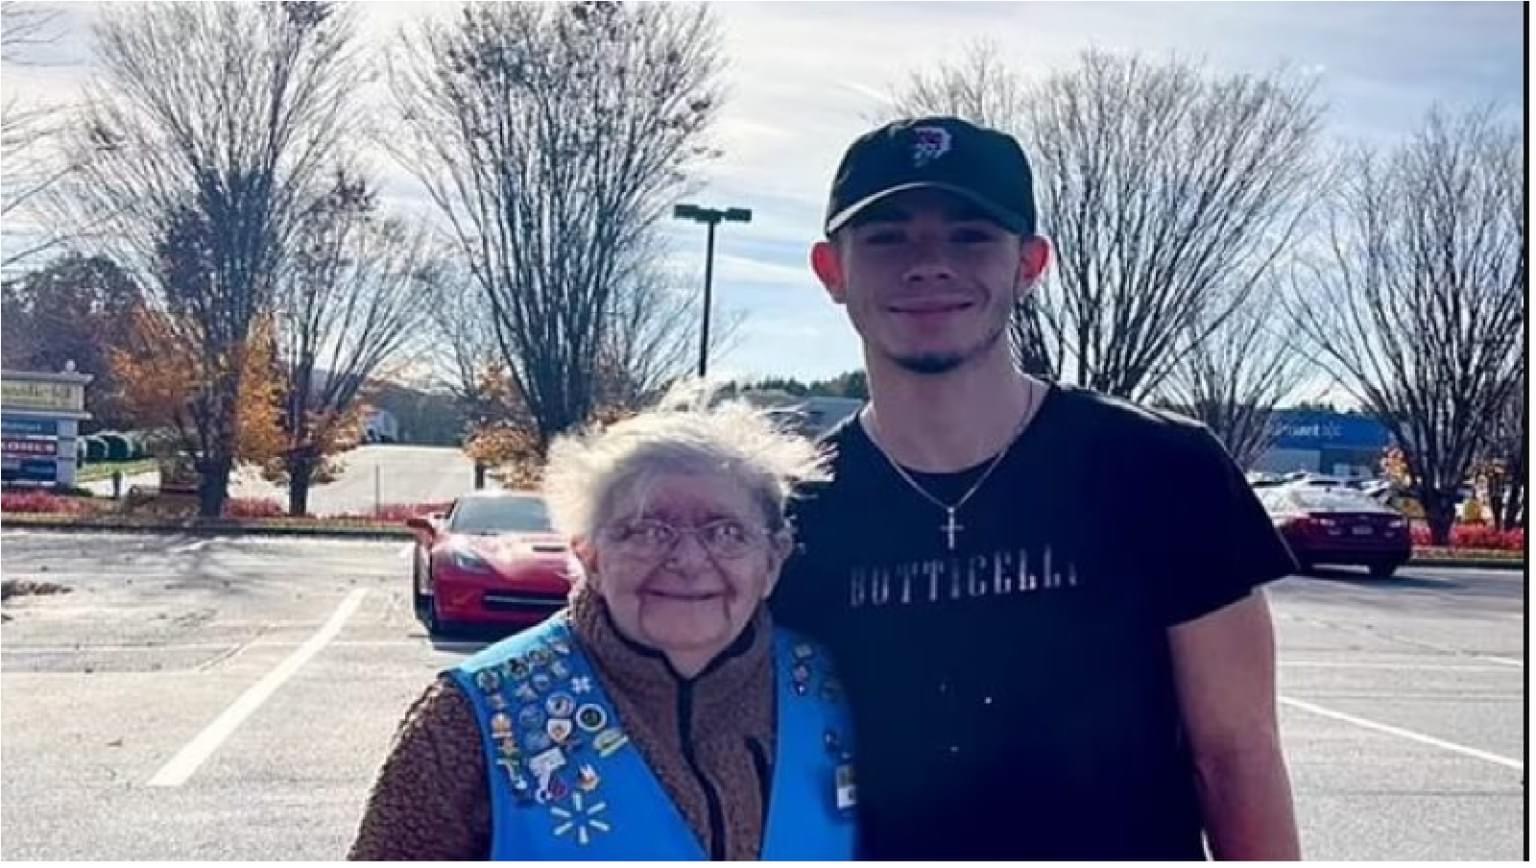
[810,239,848,305]
[1015,235,1053,298]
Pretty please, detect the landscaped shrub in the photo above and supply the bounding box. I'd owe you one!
[1411,524,1525,552]
[324,502,454,523]
[223,497,287,519]
[1,491,96,515]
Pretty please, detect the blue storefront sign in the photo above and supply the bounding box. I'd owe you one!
[1269,410,1390,451]
[1,457,58,483]
[2,417,59,437]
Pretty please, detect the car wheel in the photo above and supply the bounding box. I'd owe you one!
[425,594,459,638]
[411,554,431,622]
[1369,562,1398,579]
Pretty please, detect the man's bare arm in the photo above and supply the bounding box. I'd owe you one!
[1169,590,1301,860]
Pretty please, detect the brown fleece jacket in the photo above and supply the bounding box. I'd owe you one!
[348,586,777,860]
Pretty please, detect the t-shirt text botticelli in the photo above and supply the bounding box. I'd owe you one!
[770,383,1298,860]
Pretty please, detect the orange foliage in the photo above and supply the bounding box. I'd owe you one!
[108,306,285,465]
[462,361,636,489]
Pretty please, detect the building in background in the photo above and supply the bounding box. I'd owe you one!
[361,406,400,444]
[1252,409,1391,478]
[740,389,863,439]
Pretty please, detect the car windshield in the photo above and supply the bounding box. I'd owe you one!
[448,496,553,534]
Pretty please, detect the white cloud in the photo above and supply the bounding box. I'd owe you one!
[1,0,1521,383]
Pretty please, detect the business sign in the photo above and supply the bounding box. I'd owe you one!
[1,457,58,483]
[1270,411,1390,451]
[1,417,58,437]
[2,379,84,413]
[2,438,58,457]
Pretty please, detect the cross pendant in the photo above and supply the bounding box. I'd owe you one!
[941,508,963,551]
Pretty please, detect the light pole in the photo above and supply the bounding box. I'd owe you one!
[673,203,752,377]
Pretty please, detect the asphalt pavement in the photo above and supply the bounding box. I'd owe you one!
[0,530,1525,859]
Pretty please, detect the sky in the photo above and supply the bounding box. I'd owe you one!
[0,1,1526,385]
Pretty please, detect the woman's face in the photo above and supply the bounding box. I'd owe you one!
[580,470,788,671]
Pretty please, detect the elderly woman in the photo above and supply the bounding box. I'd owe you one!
[349,389,856,860]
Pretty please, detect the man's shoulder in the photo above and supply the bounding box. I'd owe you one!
[1050,384,1212,449]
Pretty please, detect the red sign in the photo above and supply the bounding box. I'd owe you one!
[2,438,58,457]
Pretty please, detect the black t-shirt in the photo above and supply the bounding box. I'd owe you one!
[770,383,1297,860]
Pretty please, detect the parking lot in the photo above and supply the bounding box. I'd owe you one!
[0,530,1525,860]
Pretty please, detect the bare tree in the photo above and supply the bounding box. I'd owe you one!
[1,2,79,268]
[892,45,1324,400]
[0,1,62,62]
[49,2,361,517]
[1290,107,1524,545]
[597,243,745,410]
[390,2,724,450]
[269,170,437,516]
[428,245,744,423]
[1159,283,1309,469]
[1480,375,1525,532]
[423,258,502,421]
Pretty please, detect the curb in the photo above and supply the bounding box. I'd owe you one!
[0,513,412,541]
[1407,557,1525,571]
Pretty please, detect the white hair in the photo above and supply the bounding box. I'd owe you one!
[541,380,831,541]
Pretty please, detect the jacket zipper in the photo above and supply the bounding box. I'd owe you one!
[678,681,727,860]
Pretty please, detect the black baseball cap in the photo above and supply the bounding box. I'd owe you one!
[824,116,1037,237]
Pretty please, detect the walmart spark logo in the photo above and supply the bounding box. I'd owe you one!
[550,791,610,845]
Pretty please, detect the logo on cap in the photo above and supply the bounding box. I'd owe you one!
[911,125,952,167]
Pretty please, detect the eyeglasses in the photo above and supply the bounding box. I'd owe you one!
[603,518,767,561]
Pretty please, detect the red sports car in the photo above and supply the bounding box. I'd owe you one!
[408,492,580,636]
[1259,486,1411,578]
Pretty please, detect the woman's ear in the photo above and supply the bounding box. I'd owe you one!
[760,528,796,599]
[572,536,599,588]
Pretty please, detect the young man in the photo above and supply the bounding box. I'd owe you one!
[770,117,1302,860]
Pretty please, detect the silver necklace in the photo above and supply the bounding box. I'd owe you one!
[864,383,1039,551]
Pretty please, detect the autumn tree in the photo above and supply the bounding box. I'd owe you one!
[111,307,287,480]
[0,253,145,428]
[266,170,437,516]
[890,44,1324,400]
[391,2,724,451]
[49,2,361,516]
[1289,107,1524,545]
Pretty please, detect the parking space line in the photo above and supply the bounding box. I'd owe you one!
[146,589,367,787]
[1280,660,1520,672]
[169,539,215,554]
[1279,695,1523,771]
[1475,655,1523,668]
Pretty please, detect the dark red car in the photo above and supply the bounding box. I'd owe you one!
[408,492,579,635]
[1260,486,1411,578]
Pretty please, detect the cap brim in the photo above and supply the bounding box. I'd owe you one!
[825,182,1031,235]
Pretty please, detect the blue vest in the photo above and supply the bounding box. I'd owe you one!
[449,613,858,860]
